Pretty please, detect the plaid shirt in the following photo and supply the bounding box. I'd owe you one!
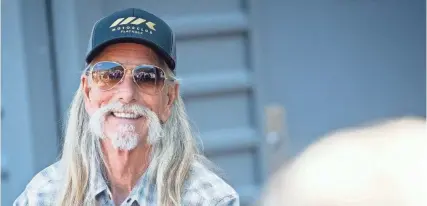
[13,161,239,206]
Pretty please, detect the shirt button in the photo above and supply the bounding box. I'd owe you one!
[126,198,131,203]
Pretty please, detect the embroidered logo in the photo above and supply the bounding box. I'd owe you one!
[109,17,156,35]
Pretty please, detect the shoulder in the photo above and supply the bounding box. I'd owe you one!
[182,161,239,206]
[13,161,62,205]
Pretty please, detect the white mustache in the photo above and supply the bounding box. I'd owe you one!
[89,101,164,144]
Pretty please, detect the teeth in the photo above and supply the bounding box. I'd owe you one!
[112,112,141,119]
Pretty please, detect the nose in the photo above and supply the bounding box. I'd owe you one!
[114,74,137,104]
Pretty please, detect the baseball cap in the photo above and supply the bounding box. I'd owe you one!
[85,8,176,72]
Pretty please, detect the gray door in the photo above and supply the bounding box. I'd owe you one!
[50,0,276,205]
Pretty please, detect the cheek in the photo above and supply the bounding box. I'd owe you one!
[138,93,164,112]
[89,89,114,109]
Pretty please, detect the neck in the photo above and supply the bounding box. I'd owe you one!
[100,139,151,204]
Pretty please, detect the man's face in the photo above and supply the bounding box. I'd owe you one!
[81,43,177,150]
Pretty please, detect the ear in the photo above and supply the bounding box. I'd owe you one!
[81,75,95,115]
[167,83,179,106]
[160,83,179,122]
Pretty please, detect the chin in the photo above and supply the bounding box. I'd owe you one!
[109,132,140,151]
[101,122,141,151]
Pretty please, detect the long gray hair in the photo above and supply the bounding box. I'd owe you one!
[56,68,210,205]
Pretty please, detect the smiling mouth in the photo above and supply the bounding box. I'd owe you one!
[110,112,143,119]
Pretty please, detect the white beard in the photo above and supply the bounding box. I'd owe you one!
[110,124,139,150]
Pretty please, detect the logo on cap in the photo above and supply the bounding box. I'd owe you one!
[110,17,156,35]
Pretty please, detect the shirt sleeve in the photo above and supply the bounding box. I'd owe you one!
[13,189,30,206]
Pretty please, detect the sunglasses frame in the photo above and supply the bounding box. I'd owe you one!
[84,61,176,95]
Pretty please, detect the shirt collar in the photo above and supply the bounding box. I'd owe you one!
[91,166,155,204]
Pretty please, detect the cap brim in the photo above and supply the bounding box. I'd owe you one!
[85,37,175,71]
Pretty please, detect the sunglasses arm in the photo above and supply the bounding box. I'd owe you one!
[83,65,92,76]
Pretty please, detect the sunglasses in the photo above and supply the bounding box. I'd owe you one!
[85,61,175,95]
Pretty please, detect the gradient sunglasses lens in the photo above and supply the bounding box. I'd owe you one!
[133,65,166,95]
[90,61,124,90]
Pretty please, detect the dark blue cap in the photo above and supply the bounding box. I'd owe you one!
[85,8,176,71]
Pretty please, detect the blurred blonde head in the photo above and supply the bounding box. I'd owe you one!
[261,117,427,206]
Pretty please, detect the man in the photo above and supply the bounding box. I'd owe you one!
[261,117,427,206]
[14,8,239,206]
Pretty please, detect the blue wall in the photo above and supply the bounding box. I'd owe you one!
[258,0,426,156]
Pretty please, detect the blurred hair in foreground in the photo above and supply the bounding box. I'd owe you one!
[261,116,427,206]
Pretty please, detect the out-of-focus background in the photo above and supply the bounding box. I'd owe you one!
[1,0,425,205]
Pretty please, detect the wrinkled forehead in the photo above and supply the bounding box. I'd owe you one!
[92,43,162,66]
